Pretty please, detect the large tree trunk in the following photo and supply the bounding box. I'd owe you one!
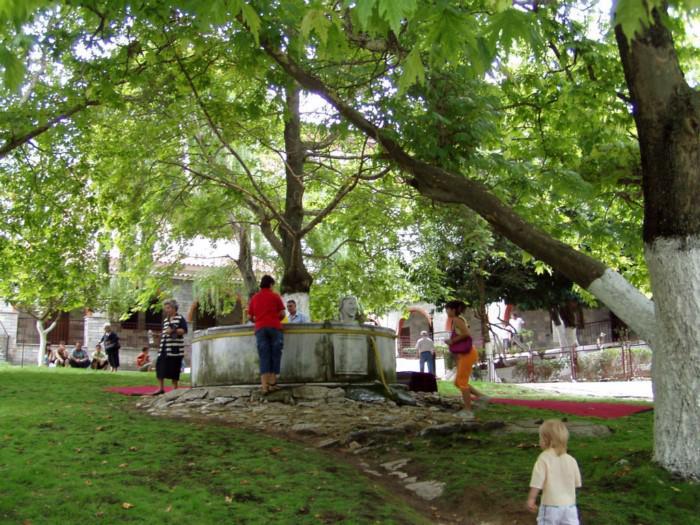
[230,220,258,297]
[615,6,700,478]
[280,83,312,294]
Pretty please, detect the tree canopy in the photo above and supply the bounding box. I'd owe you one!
[2,0,700,477]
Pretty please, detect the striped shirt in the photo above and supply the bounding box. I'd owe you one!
[160,314,188,357]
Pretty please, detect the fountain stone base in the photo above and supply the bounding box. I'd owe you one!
[191,323,396,387]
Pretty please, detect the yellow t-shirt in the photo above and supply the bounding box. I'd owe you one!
[530,448,582,506]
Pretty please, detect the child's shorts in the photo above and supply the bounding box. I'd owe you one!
[537,504,579,525]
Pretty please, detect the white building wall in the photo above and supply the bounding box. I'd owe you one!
[0,301,19,362]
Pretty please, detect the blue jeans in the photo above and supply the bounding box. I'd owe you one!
[419,351,435,375]
[255,327,283,374]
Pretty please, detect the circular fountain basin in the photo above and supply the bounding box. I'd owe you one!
[191,322,396,387]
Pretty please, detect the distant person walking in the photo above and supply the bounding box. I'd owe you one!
[416,330,436,375]
[153,299,188,395]
[527,419,582,524]
[445,300,488,419]
[248,275,286,394]
[100,323,121,372]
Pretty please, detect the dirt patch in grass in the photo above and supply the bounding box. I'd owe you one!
[150,406,532,525]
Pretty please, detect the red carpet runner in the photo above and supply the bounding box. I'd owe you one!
[104,386,186,396]
[489,398,652,419]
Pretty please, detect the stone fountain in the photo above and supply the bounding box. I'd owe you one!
[190,296,396,387]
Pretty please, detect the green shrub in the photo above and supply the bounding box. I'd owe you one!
[514,358,565,381]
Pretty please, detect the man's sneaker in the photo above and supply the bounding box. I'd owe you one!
[455,409,475,421]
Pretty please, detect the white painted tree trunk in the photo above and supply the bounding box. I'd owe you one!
[646,238,700,479]
[551,318,578,349]
[35,318,58,366]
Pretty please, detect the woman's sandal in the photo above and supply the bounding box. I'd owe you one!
[268,384,281,392]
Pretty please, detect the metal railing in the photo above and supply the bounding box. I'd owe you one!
[498,341,651,383]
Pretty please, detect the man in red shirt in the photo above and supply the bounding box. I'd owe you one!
[247,275,286,394]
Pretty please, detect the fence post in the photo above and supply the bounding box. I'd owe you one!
[620,344,626,379]
[626,342,633,380]
[569,346,577,381]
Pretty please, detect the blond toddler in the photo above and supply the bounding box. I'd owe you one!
[527,419,582,525]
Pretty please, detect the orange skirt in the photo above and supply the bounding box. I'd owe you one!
[454,350,478,391]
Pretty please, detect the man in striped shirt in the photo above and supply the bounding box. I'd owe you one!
[153,298,188,395]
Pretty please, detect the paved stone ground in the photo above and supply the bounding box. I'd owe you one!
[516,380,653,401]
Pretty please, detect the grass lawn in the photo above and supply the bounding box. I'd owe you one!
[0,366,428,525]
[2,367,698,525]
[417,380,699,524]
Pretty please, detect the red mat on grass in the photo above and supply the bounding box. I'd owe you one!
[104,386,187,396]
[489,398,652,419]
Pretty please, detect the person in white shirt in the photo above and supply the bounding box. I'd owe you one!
[527,419,582,524]
[415,330,436,375]
[510,312,525,348]
[286,299,309,323]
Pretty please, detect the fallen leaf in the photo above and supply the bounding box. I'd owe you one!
[269,447,282,454]
[84,480,92,486]
[95,426,104,431]
[239,479,250,485]
[671,486,681,492]
[165,505,172,512]
[119,463,129,468]
[121,502,134,510]
[95,511,104,518]
[129,446,138,451]
[101,460,107,465]
[22,520,31,525]
[74,448,82,453]
[224,496,232,504]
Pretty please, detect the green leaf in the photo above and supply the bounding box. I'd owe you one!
[377,0,416,35]
[0,45,25,90]
[301,9,331,45]
[487,8,537,55]
[354,0,377,30]
[398,47,424,93]
[613,0,656,41]
[240,4,261,43]
[486,0,511,12]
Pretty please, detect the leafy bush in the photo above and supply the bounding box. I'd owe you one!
[514,358,565,381]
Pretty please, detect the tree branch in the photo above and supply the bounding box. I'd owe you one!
[0,101,99,159]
